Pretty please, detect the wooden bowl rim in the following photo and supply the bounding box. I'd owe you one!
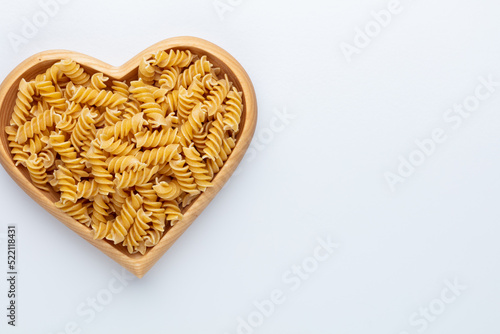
[0,36,257,278]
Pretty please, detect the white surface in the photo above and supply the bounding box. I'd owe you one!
[0,0,500,333]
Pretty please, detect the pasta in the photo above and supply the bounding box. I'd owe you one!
[68,85,127,108]
[26,154,50,191]
[134,127,180,148]
[106,192,143,243]
[52,166,77,203]
[70,107,96,153]
[86,140,115,195]
[90,73,109,91]
[5,49,243,255]
[16,108,61,144]
[223,88,243,133]
[152,179,182,201]
[76,179,99,199]
[158,66,180,91]
[129,80,167,127]
[152,49,193,69]
[169,159,199,195]
[138,58,156,85]
[135,182,165,232]
[204,78,231,116]
[183,145,212,191]
[179,103,207,147]
[34,76,66,110]
[49,131,88,180]
[56,59,90,85]
[114,165,159,189]
[11,79,36,127]
[123,208,151,254]
[203,112,225,161]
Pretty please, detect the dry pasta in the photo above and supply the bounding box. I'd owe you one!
[5,49,243,255]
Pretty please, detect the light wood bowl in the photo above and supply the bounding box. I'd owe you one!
[0,37,257,278]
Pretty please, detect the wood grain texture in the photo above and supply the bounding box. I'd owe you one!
[0,37,257,278]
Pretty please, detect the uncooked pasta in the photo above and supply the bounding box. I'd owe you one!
[5,49,243,255]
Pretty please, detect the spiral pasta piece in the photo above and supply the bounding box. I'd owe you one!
[106,155,144,173]
[204,78,230,116]
[139,57,156,85]
[201,73,217,91]
[187,74,207,104]
[207,136,236,178]
[134,144,180,166]
[114,165,159,189]
[153,179,182,201]
[179,103,207,147]
[135,183,165,232]
[169,159,199,195]
[69,85,127,108]
[55,199,91,226]
[64,101,83,119]
[183,146,213,191]
[99,113,145,142]
[91,194,110,228]
[134,127,180,148]
[203,112,225,161]
[76,180,99,199]
[44,63,63,84]
[129,80,166,127]
[207,139,234,178]
[152,49,193,68]
[92,220,113,240]
[11,79,36,126]
[102,139,138,156]
[158,66,180,91]
[23,133,45,154]
[49,131,88,179]
[176,56,212,89]
[90,73,109,90]
[56,113,76,132]
[16,108,61,144]
[123,208,152,254]
[70,107,96,152]
[103,108,122,126]
[162,200,182,225]
[177,86,198,122]
[161,89,179,114]
[39,148,56,169]
[107,192,143,243]
[5,126,29,166]
[52,165,77,203]
[223,88,243,132]
[26,154,50,191]
[122,100,141,119]
[56,59,90,85]
[111,80,129,97]
[192,121,210,152]
[178,192,198,208]
[86,140,114,195]
[35,76,67,110]
[143,229,162,250]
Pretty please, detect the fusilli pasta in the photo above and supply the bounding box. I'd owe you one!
[5,48,244,255]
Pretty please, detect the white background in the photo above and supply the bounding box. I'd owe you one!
[0,0,500,333]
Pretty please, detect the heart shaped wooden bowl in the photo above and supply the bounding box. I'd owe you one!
[0,37,257,278]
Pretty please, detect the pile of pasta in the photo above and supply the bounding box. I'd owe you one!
[5,49,243,254]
